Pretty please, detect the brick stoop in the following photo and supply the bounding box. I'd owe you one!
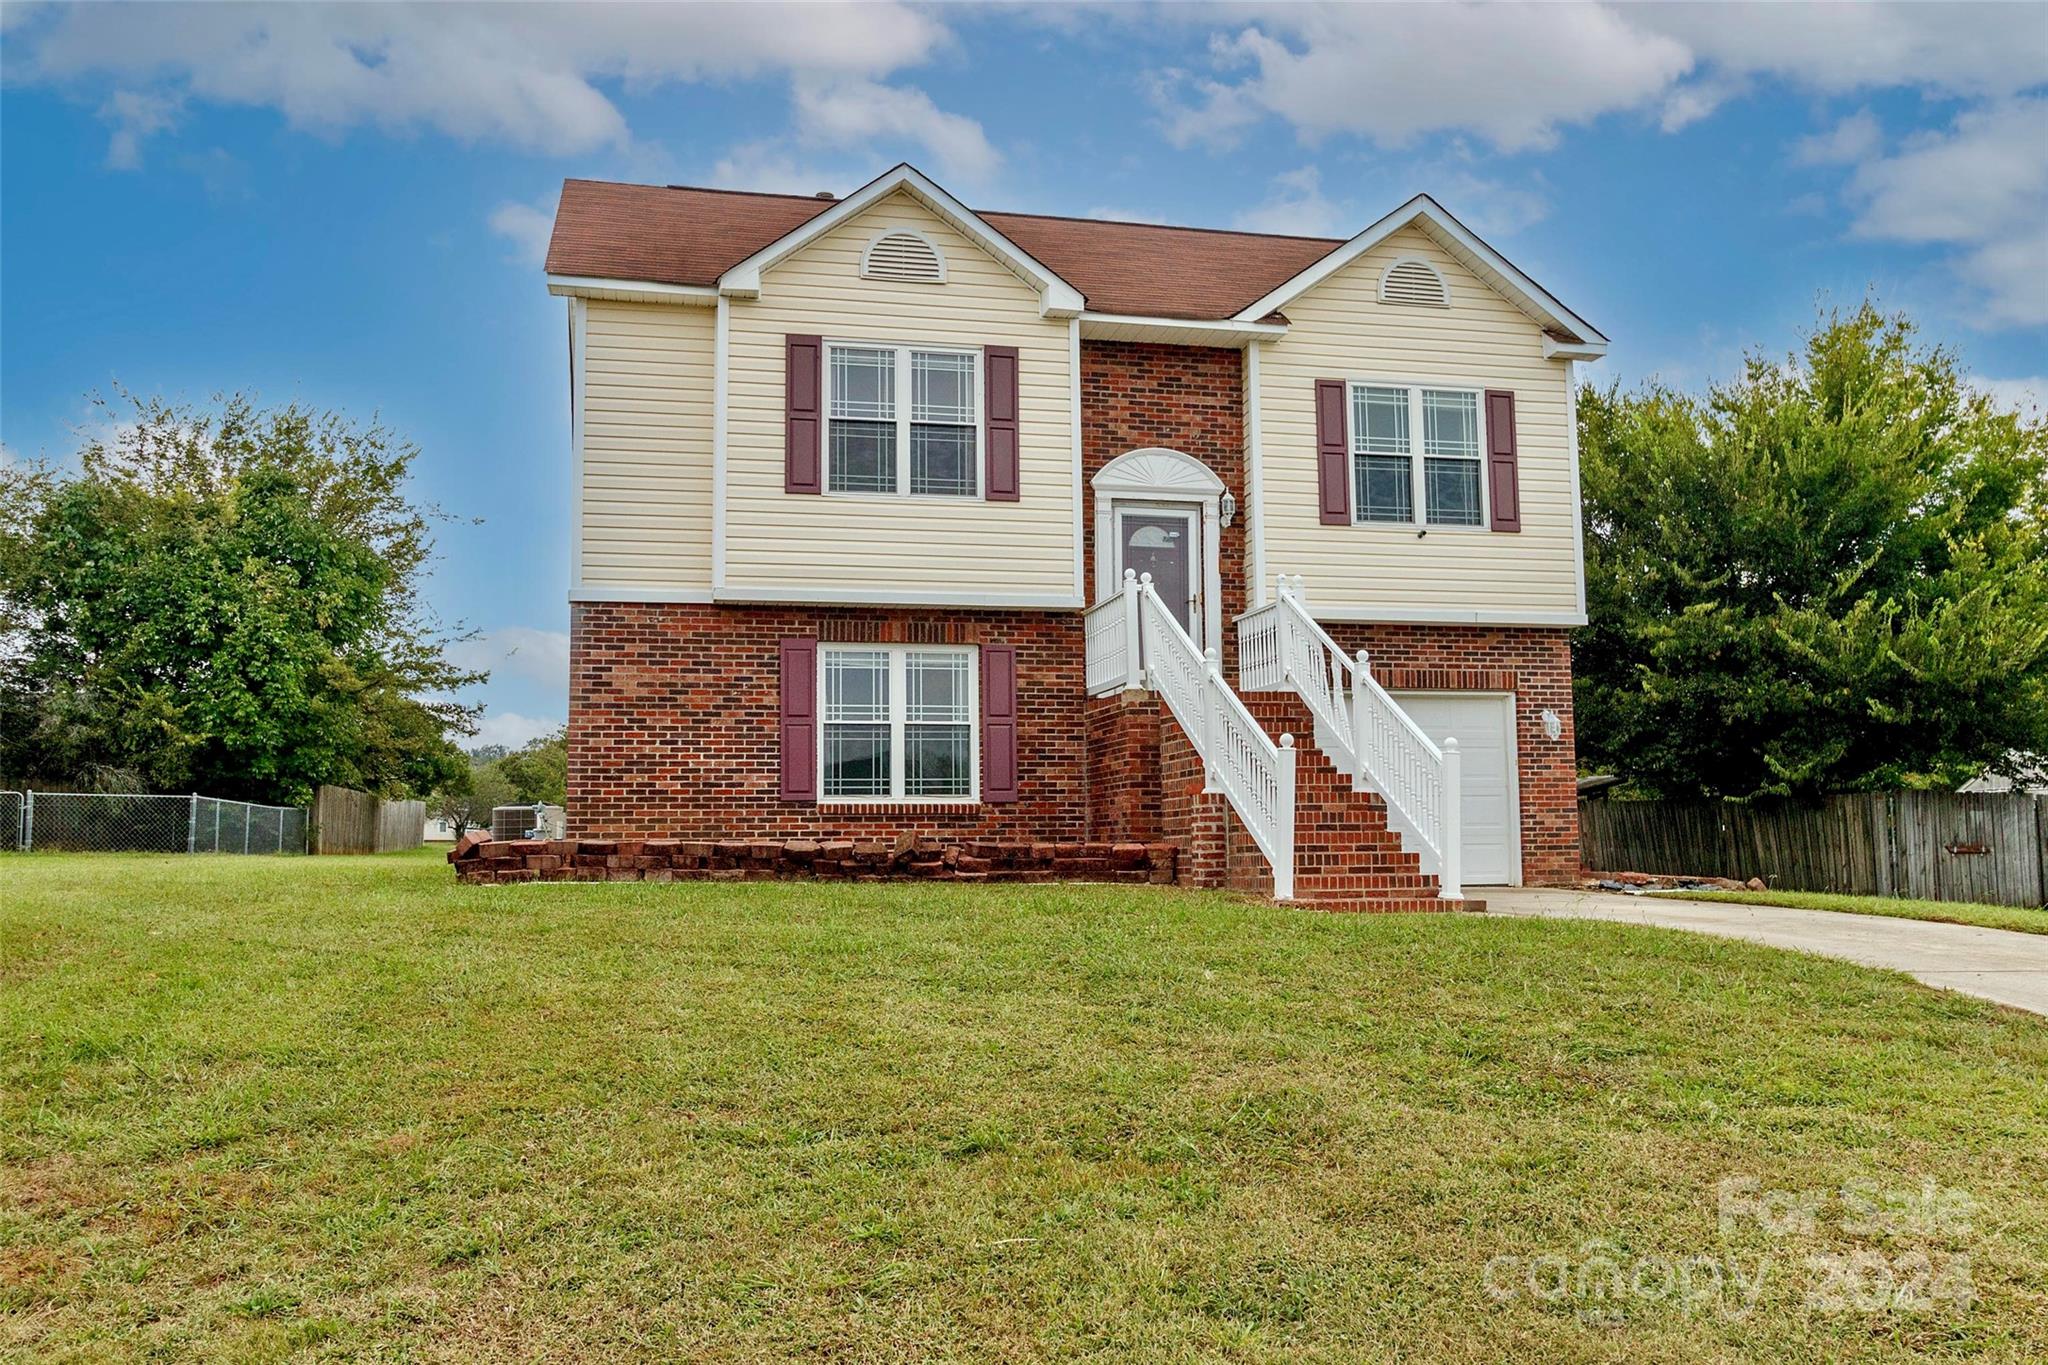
[1232,693,1477,914]
[448,832,1178,886]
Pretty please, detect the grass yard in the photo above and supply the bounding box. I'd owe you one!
[1673,889,2048,937]
[4,852,2045,1362]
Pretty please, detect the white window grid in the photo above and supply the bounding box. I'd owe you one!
[823,341,982,499]
[1347,380,1489,530]
[819,644,980,803]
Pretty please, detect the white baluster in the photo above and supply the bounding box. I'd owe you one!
[1439,737,1463,901]
[1120,568,1143,691]
[1349,649,1371,792]
[1202,645,1222,793]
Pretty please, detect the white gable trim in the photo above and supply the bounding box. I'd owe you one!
[1232,194,1608,353]
[717,164,1086,318]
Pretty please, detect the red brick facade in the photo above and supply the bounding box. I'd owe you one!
[1082,340,1249,673]
[570,603,1087,841]
[564,344,1579,888]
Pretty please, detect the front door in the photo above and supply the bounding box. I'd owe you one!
[1117,506,1199,642]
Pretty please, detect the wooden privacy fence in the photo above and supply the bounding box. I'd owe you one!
[1580,792,2048,908]
[310,785,426,854]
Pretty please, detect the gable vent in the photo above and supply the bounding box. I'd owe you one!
[861,230,946,283]
[1379,257,1450,308]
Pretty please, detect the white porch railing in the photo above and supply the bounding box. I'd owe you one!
[1086,569,1298,899]
[1236,574,1463,900]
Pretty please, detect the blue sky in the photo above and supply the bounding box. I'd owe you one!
[4,2,2044,749]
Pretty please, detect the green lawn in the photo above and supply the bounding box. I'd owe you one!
[1673,889,2048,937]
[4,852,2045,1362]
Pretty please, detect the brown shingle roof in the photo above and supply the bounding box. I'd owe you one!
[546,178,1345,321]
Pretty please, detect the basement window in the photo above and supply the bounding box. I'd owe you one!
[820,646,978,801]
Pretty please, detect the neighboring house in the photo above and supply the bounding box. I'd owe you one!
[543,163,1604,905]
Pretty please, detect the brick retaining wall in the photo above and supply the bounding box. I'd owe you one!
[449,833,1177,886]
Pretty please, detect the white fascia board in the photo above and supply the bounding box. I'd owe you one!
[715,585,1084,610]
[1078,312,1287,346]
[1309,604,1589,628]
[569,587,716,604]
[1543,336,1608,361]
[1231,194,1609,348]
[717,163,1085,317]
[546,273,719,305]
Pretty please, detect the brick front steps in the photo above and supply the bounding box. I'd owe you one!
[449,834,1177,886]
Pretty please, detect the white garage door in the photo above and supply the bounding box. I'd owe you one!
[1389,693,1519,885]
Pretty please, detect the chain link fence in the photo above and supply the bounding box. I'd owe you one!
[2,790,307,854]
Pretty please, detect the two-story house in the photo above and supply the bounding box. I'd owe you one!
[543,164,1604,907]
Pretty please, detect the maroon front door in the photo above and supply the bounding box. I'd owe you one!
[1119,509,1197,641]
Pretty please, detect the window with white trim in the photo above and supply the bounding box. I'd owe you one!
[1350,383,1485,528]
[820,646,977,801]
[825,343,980,497]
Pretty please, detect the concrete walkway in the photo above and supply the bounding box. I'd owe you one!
[1484,887,2048,1017]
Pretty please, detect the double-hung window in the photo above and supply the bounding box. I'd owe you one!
[826,343,980,497]
[1349,383,1486,528]
[820,646,977,801]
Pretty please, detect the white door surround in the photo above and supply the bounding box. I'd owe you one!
[1092,447,1228,652]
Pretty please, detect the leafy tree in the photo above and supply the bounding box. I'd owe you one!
[497,727,567,806]
[0,391,480,803]
[431,759,517,837]
[1576,304,2048,798]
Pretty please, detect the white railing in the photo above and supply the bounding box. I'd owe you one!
[1084,588,1141,695]
[1086,568,1298,898]
[1236,574,1463,899]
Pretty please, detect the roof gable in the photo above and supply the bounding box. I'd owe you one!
[1230,194,1607,351]
[718,164,1084,318]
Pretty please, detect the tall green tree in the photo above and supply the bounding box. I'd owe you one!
[0,391,479,803]
[497,727,567,806]
[1576,304,2048,798]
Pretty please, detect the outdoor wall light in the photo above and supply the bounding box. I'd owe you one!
[1540,708,1563,741]
[1220,491,1237,526]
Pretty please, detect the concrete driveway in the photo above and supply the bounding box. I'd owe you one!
[1485,887,2048,1017]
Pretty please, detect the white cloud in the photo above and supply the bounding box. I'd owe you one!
[448,626,570,695]
[1435,172,1551,238]
[471,710,562,751]
[99,88,182,169]
[1791,108,1882,166]
[1844,98,2048,328]
[1974,376,2047,416]
[10,1,952,164]
[488,194,558,267]
[793,78,999,183]
[1638,3,2048,101]
[1234,166,1347,237]
[1153,5,1694,153]
[1148,3,2045,152]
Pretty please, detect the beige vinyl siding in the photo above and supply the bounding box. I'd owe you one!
[724,191,1077,601]
[580,300,715,590]
[1259,225,1581,620]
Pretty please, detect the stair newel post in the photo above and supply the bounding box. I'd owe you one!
[1349,651,1372,792]
[1274,734,1297,901]
[1120,567,1143,691]
[1439,737,1464,901]
[1201,645,1222,793]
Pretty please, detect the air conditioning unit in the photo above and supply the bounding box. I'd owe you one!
[491,803,566,841]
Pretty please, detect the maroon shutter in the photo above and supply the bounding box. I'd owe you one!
[785,335,822,494]
[1485,389,1521,532]
[778,638,818,801]
[1315,378,1349,524]
[980,645,1019,802]
[984,345,1020,501]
